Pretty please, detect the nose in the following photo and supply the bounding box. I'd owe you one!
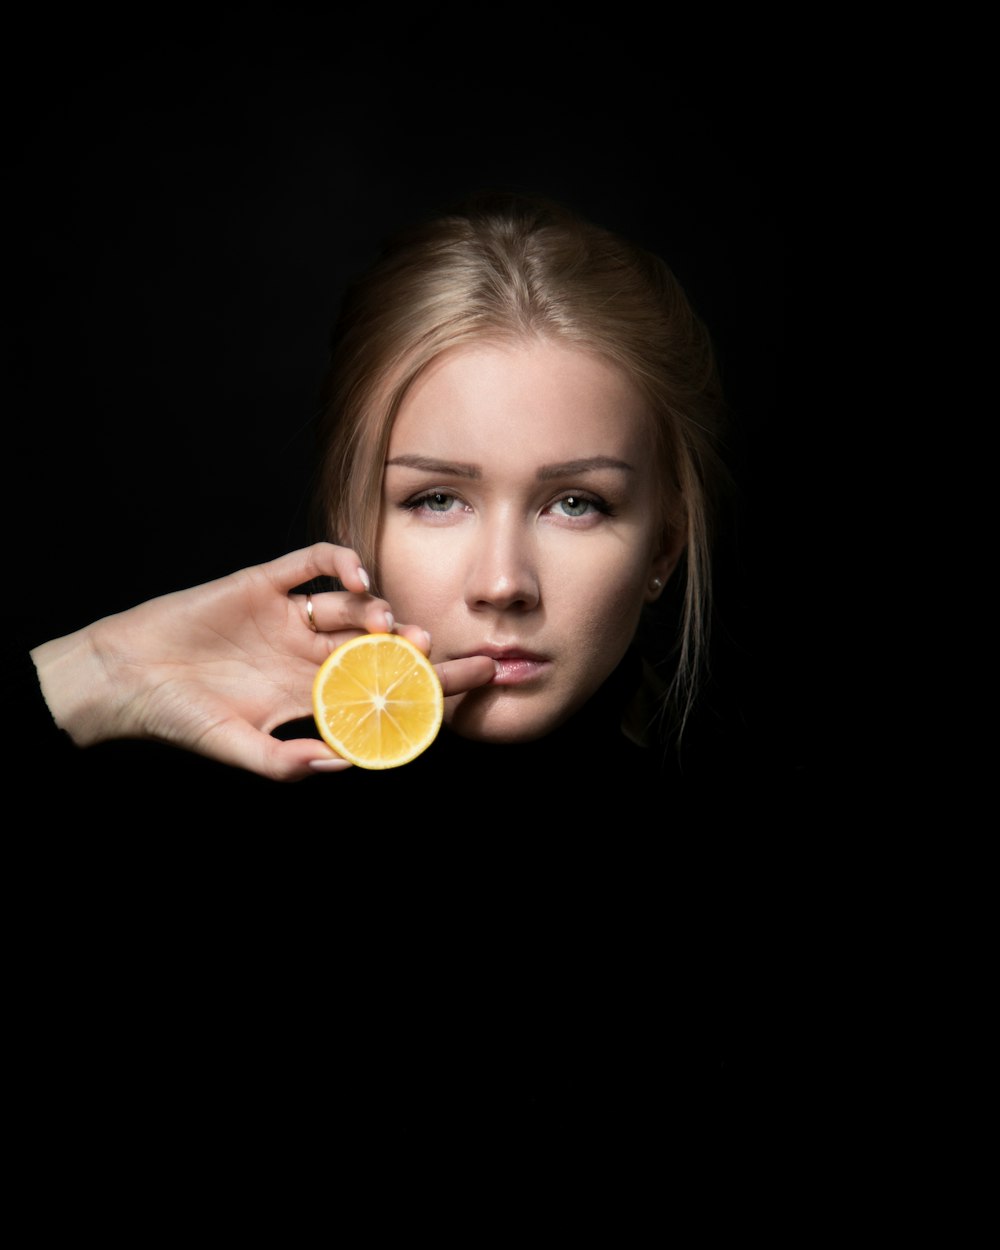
[464,512,540,612]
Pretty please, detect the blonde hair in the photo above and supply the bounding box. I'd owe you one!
[313,193,728,736]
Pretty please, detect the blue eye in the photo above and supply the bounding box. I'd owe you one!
[558,495,590,517]
[552,494,610,518]
[405,491,456,512]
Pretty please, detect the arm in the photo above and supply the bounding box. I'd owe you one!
[30,543,494,782]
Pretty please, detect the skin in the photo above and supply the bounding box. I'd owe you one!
[30,340,681,776]
[377,337,682,743]
[31,544,494,780]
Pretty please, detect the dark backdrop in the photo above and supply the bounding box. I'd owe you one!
[11,7,808,797]
[6,3,833,1189]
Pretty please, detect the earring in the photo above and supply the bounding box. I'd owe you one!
[650,577,663,592]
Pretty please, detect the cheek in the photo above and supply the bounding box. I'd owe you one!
[377,529,455,622]
[550,550,650,644]
[578,577,646,643]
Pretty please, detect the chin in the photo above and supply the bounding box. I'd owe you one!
[443,687,578,744]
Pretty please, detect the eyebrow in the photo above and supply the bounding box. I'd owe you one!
[536,457,635,480]
[385,455,480,478]
[385,454,634,480]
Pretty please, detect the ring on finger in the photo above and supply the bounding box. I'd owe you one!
[306,594,317,632]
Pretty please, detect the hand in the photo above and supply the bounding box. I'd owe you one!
[30,543,496,781]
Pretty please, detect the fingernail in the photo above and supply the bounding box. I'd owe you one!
[423,629,432,649]
[384,611,394,632]
[309,757,353,772]
[357,568,371,592]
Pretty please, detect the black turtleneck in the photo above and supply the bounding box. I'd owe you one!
[329,645,672,803]
[15,640,761,1167]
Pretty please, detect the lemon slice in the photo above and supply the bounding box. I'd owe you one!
[312,633,444,770]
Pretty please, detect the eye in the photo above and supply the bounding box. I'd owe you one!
[557,495,590,517]
[405,491,458,513]
[549,494,611,519]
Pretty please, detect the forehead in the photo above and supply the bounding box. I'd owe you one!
[387,339,655,462]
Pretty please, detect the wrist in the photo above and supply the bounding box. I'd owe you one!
[30,621,120,747]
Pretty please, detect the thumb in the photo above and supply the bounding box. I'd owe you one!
[202,720,353,782]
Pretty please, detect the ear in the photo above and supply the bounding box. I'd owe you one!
[644,522,687,603]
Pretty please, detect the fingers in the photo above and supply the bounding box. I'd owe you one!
[436,655,497,696]
[393,622,433,655]
[205,718,354,781]
[268,550,493,700]
[267,543,401,639]
[301,589,396,637]
[265,738,355,781]
[279,740,354,780]
[264,542,372,596]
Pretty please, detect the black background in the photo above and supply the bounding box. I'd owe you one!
[7,4,828,1184]
[11,6,811,797]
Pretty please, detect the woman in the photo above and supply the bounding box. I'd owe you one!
[19,194,755,1159]
[27,193,727,790]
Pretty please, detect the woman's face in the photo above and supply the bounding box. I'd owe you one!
[377,338,678,742]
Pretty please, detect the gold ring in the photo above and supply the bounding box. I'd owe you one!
[306,594,317,632]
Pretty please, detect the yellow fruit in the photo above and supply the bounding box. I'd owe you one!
[311,633,444,770]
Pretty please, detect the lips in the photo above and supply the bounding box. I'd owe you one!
[468,645,549,663]
[454,645,552,686]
